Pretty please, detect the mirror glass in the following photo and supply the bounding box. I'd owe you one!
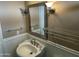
[29,5,45,36]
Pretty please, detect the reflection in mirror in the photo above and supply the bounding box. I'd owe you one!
[29,5,45,36]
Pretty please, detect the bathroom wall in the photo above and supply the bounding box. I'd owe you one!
[48,1,79,33]
[0,1,28,57]
[0,1,27,38]
[48,1,79,51]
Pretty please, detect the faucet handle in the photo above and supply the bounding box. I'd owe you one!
[30,39,35,45]
[35,42,39,47]
[30,40,33,44]
[30,39,39,47]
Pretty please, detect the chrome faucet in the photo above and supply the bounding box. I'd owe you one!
[30,39,35,45]
[30,39,39,47]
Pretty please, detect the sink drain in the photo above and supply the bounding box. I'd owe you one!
[30,52,33,54]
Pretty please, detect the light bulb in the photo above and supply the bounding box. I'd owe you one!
[45,2,53,8]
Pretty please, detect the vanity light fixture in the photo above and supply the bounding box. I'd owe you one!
[45,1,55,14]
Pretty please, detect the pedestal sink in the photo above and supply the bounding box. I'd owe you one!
[16,39,45,57]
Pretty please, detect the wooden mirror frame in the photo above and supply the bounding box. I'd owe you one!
[28,2,48,39]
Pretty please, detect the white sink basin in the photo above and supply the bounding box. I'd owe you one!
[16,39,45,57]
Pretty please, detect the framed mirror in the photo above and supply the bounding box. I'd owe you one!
[28,2,48,38]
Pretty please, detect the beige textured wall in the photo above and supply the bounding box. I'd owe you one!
[0,1,27,38]
[48,1,79,51]
[48,1,79,35]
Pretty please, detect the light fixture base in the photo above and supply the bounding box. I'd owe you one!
[49,9,55,14]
